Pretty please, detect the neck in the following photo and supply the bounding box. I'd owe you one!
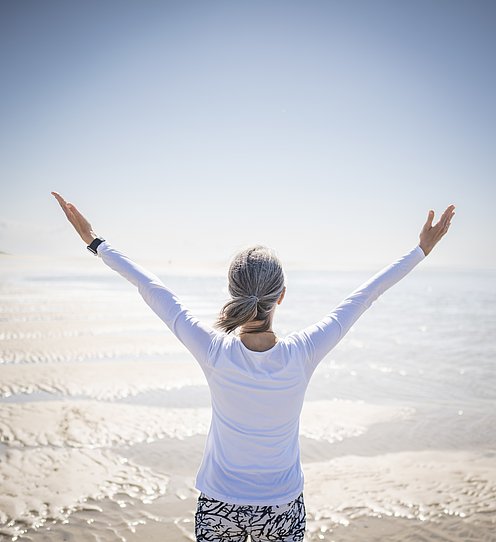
[239,321,275,334]
[239,329,275,335]
[239,315,275,335]
[237,326,278,352]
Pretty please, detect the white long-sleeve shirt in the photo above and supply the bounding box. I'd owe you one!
[97,242,425,505]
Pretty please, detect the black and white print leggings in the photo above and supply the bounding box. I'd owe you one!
[195,492,306,542]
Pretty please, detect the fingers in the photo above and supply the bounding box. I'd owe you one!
[51,191,67,208]
[52,191,73,219]
[51,191,71,208]
[434,205,455,240]
[67,202,83,219]
[442,204,455,219]
[440,205,455,231]
[51,192,84,234]
[51,192,76,215]
[422,210,434,232]
[447,210,455,227]
[427,209,434,226]
[431,205,455,230]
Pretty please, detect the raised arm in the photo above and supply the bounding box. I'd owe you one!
[298,205,455,376]
[51,192,218,367]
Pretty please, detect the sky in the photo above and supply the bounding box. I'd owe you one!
[1,0,495,270]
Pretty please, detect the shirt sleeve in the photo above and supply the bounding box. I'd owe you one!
[96,242,218,367]
[297,245,426,377]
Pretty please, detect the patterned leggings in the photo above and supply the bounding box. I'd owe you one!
[195,492,306,542]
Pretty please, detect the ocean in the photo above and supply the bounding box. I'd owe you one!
[1,253,495,541]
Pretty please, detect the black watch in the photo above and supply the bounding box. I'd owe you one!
[87,237,105,255]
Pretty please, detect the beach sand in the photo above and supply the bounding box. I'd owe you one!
[1,435,494,541]
[0,365,495,541]
[1,258,495,541]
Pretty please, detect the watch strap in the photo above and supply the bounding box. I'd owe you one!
[87,237,105,255]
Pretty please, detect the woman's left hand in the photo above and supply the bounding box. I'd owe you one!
[418,204,455,256]
[52,192,97,245]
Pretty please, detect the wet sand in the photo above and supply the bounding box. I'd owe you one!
[1,257,495,541]
[2,436,494,541]
[1,379,495,541]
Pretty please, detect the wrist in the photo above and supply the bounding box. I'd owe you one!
[83,231,97,245]
[419,242,430,256]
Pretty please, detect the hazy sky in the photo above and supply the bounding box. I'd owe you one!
[1,0,495,269]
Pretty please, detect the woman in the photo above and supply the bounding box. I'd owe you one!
[52,192,454,541]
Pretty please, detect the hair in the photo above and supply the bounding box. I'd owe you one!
[215,245,285,334]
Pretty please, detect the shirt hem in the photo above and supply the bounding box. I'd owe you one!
[195,481,305,506]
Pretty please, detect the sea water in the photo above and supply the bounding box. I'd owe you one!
[0,254,495,541]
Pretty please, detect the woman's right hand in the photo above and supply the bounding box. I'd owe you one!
[52,191,97,245]
[419,205,455,256]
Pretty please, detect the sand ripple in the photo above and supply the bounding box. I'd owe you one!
[0,447,168,539]
[301,400,413,443]
[0,401,211,447]
[305,450,496,528]
[0,361,207,400]
[0,399,412,449]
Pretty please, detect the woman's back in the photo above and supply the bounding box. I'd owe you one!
[196,333,310,504]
